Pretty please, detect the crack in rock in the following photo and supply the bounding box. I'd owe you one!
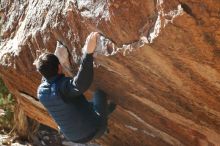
[147,1,184,43]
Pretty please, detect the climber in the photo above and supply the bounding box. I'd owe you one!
[35,32,116,143]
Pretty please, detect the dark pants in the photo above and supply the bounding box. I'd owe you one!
[90,90,108,139]
[73,90,108,143]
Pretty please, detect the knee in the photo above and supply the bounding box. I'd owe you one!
[94,89,107,98]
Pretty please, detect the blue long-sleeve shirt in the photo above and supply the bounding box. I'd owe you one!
[37,53,101,143]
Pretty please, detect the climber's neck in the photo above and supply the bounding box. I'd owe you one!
[58,64,63,74]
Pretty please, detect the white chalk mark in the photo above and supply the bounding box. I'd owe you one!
[148,2,183,43]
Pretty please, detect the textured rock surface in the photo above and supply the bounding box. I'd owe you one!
[1,0,220,145]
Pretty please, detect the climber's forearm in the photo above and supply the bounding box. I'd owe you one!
[72,53,94,93]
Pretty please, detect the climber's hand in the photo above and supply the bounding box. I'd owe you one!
[84,32,99,54]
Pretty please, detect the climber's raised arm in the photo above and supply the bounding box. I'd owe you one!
[71,53,94,93]
[59,32,99,96]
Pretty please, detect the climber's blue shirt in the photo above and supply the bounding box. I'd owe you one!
[37,53,101,143]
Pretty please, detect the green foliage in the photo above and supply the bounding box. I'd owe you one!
[0,78,15,130]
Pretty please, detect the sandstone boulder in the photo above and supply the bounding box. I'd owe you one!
[1,0,220,145]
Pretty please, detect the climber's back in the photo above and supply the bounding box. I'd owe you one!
[38,75,101,143]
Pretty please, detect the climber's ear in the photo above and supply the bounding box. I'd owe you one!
[58,64,62,74]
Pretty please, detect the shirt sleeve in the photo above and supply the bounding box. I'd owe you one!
[59,53,94,97]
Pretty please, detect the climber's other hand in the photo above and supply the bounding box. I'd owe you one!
[84,32,99,54]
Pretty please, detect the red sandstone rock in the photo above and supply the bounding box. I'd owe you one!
[1,0,220,145]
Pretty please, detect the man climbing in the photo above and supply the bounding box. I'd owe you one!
[35,32,116,143]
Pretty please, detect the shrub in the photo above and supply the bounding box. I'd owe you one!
[0,78,15,131]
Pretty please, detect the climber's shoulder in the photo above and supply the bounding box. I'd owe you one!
[37,81,50,100]
[57,76,75,90]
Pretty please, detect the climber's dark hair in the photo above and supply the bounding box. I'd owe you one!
[35,52,60,79]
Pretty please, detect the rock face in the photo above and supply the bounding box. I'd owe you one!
[1,0,220,145]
